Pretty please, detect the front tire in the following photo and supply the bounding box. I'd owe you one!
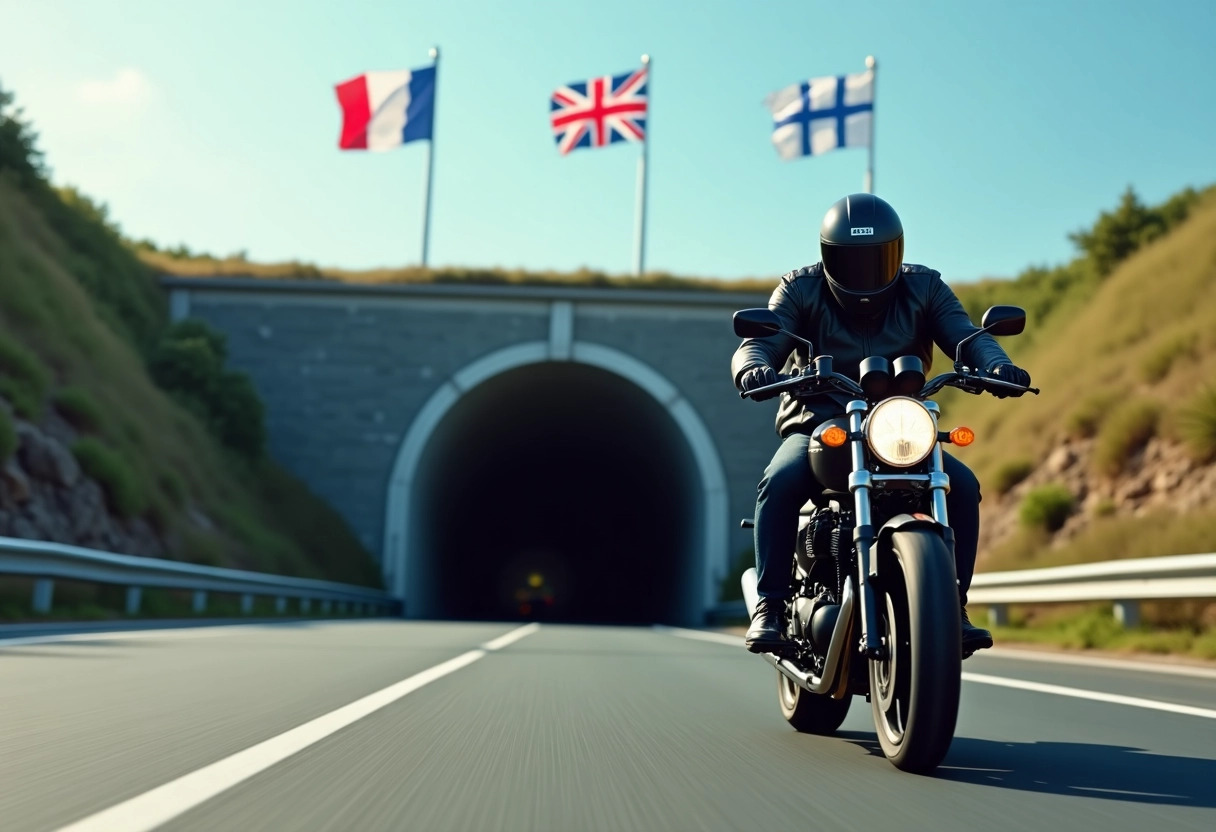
[778,671,851,734]
[868,529,961,772]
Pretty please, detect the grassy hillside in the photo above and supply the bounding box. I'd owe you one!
[0,85,380,592]
[945,187,1216,572]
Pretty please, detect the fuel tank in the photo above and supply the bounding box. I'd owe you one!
[808,417,853,493]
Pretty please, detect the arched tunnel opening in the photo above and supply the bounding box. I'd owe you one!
[408,362,704,626]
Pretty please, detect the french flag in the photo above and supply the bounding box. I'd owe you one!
[334,66,436,151]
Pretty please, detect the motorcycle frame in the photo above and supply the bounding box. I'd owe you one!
[763,397,953,691]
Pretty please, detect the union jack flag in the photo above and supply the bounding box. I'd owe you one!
[549,66,648,155]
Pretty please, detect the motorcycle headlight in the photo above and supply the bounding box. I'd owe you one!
[865,397,937,468]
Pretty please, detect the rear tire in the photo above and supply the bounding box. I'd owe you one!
[778,671,851,734]
[868,529,961,772]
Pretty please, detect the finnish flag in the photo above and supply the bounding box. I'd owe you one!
[765,71,873,161]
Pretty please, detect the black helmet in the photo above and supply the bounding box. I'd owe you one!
[820,193,904,317]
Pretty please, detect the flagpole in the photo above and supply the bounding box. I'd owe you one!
[633,53,650,277]
[864,55,876,194]
[420,46,439,268]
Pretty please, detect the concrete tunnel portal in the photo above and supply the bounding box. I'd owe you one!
[405,362,707,626]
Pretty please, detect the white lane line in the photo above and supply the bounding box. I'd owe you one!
[961,672,1216,720]
[0,628,250,648]
[0,620,341,648]
[53,622,540,832]
[482,621,540,651]
[657,627,1216,721]
[983,647,1216,680]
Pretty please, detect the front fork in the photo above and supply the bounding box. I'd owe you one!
[846,399,951,660]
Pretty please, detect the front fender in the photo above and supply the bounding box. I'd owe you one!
[873,514,956,568]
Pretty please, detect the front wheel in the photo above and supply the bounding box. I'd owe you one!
[778,671,851,734]
[869,529,961,772]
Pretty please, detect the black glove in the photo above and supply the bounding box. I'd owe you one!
[739,365,780,400]
[988,363,1031,397]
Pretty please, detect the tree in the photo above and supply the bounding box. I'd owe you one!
[1069,186,1202,277]
[0,82,47,187]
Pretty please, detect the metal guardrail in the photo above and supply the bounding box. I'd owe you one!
[0,536,394,617]
[968,553,1216,628]
[708,553,1216,629]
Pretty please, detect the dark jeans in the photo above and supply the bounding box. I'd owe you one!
[754,433,981,604]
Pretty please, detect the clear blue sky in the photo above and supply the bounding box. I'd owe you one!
[2,0,1214,282]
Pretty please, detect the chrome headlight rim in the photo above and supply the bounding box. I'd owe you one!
[864,396,937,468]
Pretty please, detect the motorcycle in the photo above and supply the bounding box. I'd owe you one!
[734,304,1037,772]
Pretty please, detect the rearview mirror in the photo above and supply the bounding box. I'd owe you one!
[733,308,782,338]
[980,305,1026,337]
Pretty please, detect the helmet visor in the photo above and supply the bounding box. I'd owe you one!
[821,237,904,293]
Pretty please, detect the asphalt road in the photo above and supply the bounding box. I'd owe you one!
[2,620,1214,832]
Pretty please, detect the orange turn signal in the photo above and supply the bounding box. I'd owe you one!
[821,426,849,447]
[949,426,976,447]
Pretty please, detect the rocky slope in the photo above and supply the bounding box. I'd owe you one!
[1,398,164,556]
[978,436,1216,558]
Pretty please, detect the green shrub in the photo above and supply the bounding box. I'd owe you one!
[211,371,266,459]
[71,438,145,517]
[162,318,228,362]
[1093,399,1161,476]
[52,387,104,432]
[1140,333,1196,382]
[1065,392,1117,439]
[1179,386,1216,462]
[1093,498,1117,518]
[0,332,50,418]
[719,548,755,602]
[148,335,223,398]
[1020,484,1075,532]
[0,406,15,462]
[992,458,1035,495]
[158,469,187,506]
[148,320,265,459]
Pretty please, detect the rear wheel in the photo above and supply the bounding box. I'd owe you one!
[778,671,851,734]
[868,529,961,772]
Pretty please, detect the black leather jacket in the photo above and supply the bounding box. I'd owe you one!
[732,262,1011,438]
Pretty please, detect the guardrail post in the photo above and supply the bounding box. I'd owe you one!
[301,598,312,614]
[1114,600,1140,629]
[32,579,54,614]
[241,594,254,615]
[321,600,333,615]
[275,597,287,614]
[126,587,142,615]
[192,591,207,614]
[987,603,1008,628]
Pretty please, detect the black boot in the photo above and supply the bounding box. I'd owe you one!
[745,597,792,655]
[961,605,993,657]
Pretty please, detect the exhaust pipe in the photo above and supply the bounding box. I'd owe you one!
[741,567,760,618]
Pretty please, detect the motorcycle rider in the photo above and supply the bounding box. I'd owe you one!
[733,193,1031,656]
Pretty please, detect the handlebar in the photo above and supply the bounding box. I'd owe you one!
[739,368,864,401]
[740,367,1039,401]
[920,370,1040,398]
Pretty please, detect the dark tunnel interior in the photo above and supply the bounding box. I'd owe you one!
[409,362,702,625]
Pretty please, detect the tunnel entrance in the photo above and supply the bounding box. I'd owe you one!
[408,362,702,625]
